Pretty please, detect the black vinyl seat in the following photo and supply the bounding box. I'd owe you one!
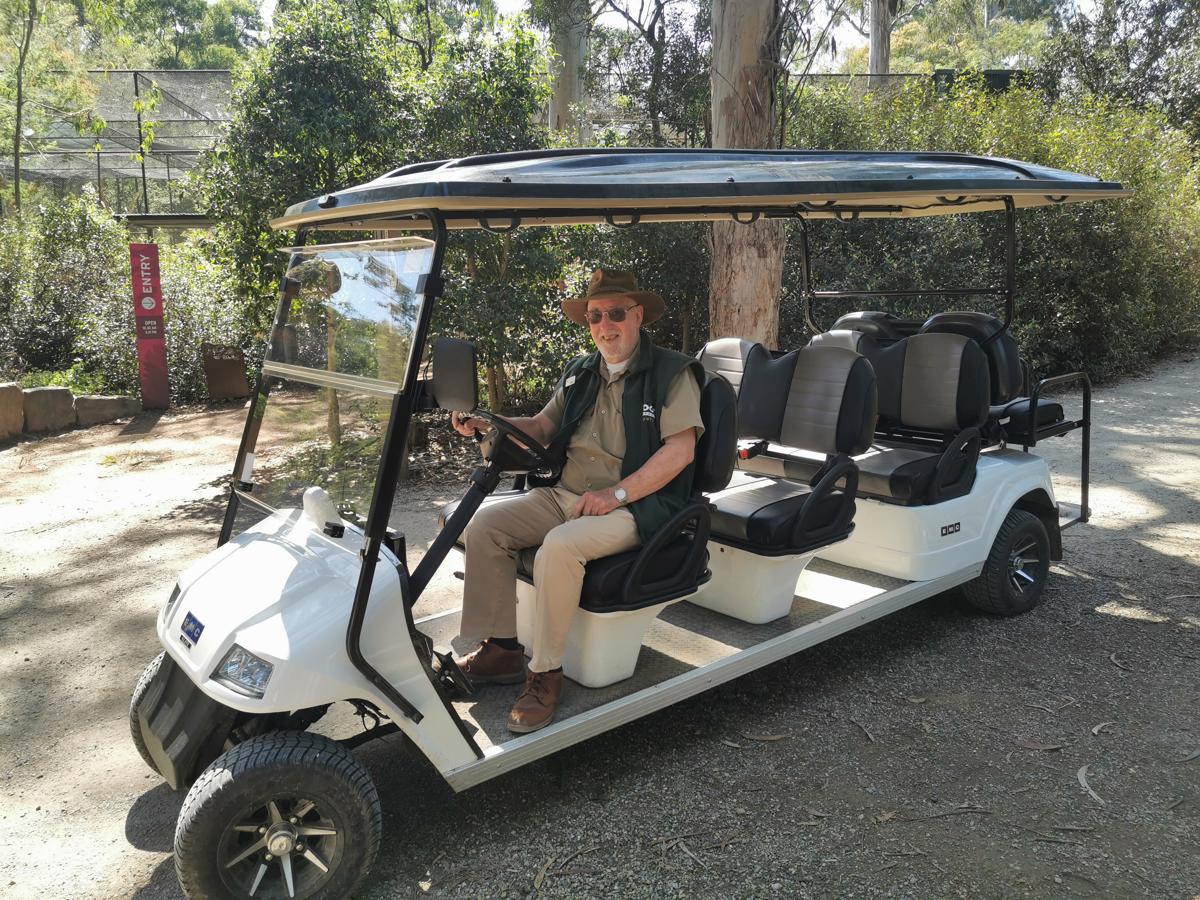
[709,479,846,550]
[706,342,877,553]
[436,371,739,613]
[759,330,990,505]
[919,312,1066,443]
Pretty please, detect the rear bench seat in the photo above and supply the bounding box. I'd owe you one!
[830,310,1066,445]
[693,341,876,623]
[743,330,989,505]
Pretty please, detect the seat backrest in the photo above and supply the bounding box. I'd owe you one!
[831,310,921,343]
[808,328,881,359]
[918,311,1021,404]
[696,337,757,394]
[692,372,738,493]
[740,344,877,457]
[870,332,990,432]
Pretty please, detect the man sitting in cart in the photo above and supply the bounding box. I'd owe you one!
[451,268,705,733]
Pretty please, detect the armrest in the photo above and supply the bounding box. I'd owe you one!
[621,499,712,605]
[928,427,981,504]
[792,454,858,548]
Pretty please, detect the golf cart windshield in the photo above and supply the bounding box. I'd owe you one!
[239,237,434,522]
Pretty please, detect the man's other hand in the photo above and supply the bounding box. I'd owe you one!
[451,411,492,438]
[572,488,621,518]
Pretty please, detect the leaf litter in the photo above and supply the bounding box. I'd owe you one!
[1077,765,1106,805]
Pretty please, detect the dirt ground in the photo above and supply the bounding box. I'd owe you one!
[1,353,1198,900]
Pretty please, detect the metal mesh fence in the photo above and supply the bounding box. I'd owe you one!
[2,69,231,215]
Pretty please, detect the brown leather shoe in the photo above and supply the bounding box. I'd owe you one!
[454,640,526,685]
[507,669,564,733]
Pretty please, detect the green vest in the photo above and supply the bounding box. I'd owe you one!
[537,331,705,543]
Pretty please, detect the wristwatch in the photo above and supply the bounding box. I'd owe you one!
[614,486,628,505]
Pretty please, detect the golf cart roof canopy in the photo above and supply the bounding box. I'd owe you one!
[272,148,1129,232]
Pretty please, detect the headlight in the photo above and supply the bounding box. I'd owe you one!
[213,644,274,698]
[162,584,181,623]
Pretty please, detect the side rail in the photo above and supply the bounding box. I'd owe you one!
[1027,371,1091,527]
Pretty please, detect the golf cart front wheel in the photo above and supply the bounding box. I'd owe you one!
[963,508,1050,616]
[175,731,382,900]
[130,651,166,775]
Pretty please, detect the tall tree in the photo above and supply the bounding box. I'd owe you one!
[707,0,787,347]
[868,0,897,84]
[530,0,593,139]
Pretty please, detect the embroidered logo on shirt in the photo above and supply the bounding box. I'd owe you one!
[642,403,656,420]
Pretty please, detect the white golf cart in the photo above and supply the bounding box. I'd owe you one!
[130,149,1126,899]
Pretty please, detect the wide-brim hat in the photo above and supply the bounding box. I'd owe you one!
[561,267,665,326]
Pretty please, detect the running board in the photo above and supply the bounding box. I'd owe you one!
[437,561,979,791]
[1057,501,1088,530]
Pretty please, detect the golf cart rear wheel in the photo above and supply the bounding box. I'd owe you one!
[963,508,1050,616]
[175,731,381,900]
[130,651,166,775]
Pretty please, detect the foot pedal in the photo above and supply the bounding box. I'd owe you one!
[432,650,475,698]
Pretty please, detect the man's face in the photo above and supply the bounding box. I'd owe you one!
[587,295,643,364]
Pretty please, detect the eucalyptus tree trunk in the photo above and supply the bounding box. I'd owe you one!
[868,0,892,90]
[549,0,591,142]
[708,0,787,348]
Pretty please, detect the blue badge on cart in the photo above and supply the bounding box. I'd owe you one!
[182,612,205,644]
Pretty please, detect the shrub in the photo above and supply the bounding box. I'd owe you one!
[0,190,129,377]
[782,79,1200,382]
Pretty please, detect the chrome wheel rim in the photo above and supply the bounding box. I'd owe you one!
[1008,538,1043,595]
[219,797,339,898]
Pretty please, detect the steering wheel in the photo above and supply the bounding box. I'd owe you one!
[468,408,561,479]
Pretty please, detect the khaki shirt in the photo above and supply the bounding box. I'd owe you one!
[539,359,705,495]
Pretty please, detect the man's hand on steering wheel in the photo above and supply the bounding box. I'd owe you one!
[450,410,492,438]
[449,409,561,478]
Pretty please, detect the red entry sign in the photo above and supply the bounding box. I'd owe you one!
[129,243,170,409]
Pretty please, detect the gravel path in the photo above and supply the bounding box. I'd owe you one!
[0,353,1197,899]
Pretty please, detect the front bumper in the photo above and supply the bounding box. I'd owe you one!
[136,653,237,790]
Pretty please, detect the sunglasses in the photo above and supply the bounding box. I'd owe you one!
[585,305,638,325]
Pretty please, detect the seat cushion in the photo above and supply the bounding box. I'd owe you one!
[709,477,848,552]
[439,493,704,613]
[991,397,1065,434]
[738,443,971,505]
[513,536,702,612]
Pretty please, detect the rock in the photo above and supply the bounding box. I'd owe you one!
[0,382,22,441]
[75,395,141,427]
[22,386,76,433]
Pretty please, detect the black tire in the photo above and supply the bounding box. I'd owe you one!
[963,508,1050,616]
[130,651,166,775]
[175,731,382,900]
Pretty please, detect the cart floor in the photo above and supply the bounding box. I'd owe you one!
[417,558,907,753]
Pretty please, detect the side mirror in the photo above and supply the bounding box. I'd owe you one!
[430,337,478,412]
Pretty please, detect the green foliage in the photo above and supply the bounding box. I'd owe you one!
[782,79,1200,381]
[1036,0,1200,142]
[193,0,410,332]
[121,0,262,69]
[18,362,109,392]
[194,2,551,343]
[0,189,129,373]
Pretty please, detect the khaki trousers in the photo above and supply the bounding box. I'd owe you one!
[459,486,640,672]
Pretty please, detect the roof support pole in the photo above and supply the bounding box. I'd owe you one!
[344,212,450,726]
[1003,196,1016,329]
[798,217,822,335]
